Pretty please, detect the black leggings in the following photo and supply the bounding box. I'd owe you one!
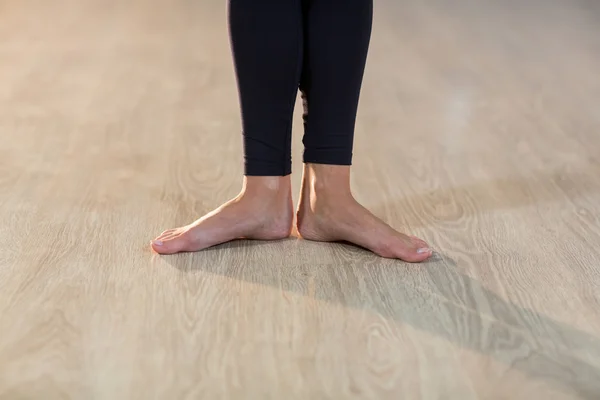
[228,0,373,176]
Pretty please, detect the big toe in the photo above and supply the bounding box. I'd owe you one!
[151,233,188,254]
[383,236,432,263]
[397,245,433,262]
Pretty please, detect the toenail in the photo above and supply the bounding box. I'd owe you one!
[152,240,163,246]
[417,247,431,254]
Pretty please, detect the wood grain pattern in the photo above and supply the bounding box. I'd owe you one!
[1,0,600,399]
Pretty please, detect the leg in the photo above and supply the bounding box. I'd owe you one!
[296,0,432,262]
[152,0,303,254]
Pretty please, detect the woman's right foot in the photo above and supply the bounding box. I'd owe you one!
[151,176,294,254]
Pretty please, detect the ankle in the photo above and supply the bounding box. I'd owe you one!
[302,163,352,199]
[242,175,291,198]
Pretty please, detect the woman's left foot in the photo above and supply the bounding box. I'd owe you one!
[296,164,433,262]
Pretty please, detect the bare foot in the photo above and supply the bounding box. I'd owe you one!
[151,176,293,254]
[296,164,433,262]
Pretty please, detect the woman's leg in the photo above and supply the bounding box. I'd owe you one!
[296,0,432,262]
[152,0,303,254]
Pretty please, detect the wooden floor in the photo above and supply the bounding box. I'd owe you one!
[1,0,600,398]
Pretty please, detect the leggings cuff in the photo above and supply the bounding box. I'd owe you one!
[244,161,291,176]
[303,148,352,166]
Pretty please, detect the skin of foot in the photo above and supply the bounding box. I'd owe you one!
[296,163,433,262]
[151,176,293,254]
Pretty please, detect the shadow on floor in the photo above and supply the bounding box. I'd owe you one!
[160,240,600,399]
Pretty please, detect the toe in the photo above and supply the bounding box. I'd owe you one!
[151,233,189,254]
[379,237,432,263]
[397,246,433,262]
